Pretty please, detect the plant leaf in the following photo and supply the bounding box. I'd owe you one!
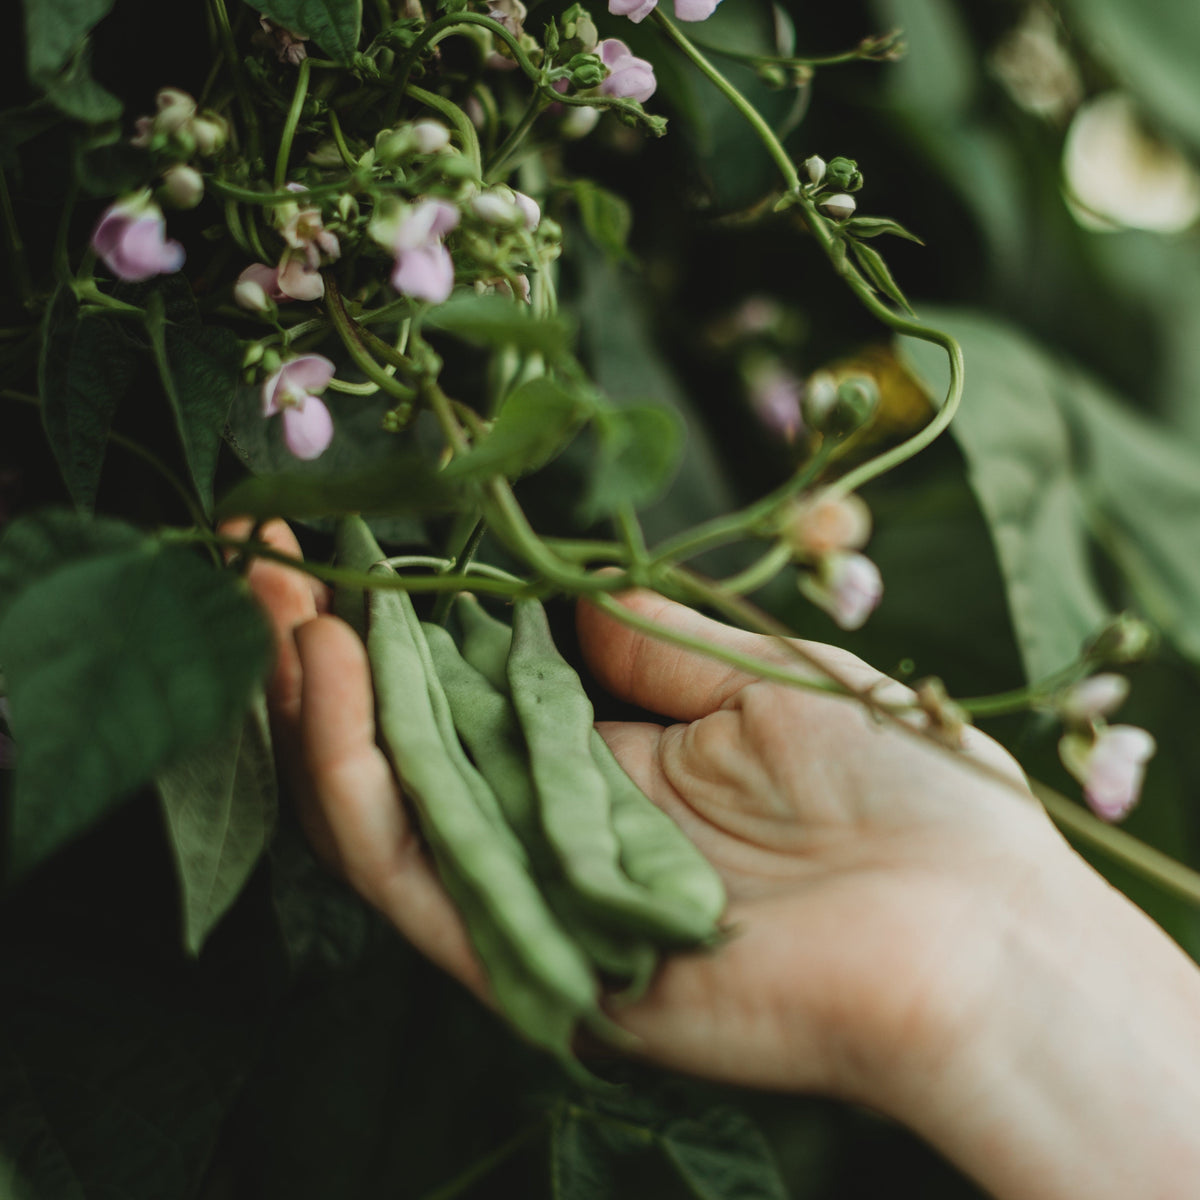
[425,294,576,357]
[578,405,683,522]
[157,695,278,956]
[245,0,363,63]
[0,509,144,616]
[0,545,272,878]
[845,215,925,244]
[20,0,121,120]
[571,180,634,263]
[900,311,1111,680]
[850,239,915,315]
[216,452,460,521]
[658,1109,790,1200]
[146,294,242,518]
[443,378,589,482]
[38,285,141,511]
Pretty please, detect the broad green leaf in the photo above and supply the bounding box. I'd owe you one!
[245,0,363,63]
[1059,0,1200,156]
[658,1109,789,1200]
[146,295,242,518]
[37,44,121,123]
[425,294,576,357]
[1054,366,1200,667]
[571,181,633,263]
[21,0,120,121]
[38,285,140,511]
[0,509,143,616]
[578,405,683,522]
[157,695,278,956]
[0,545,271,877]
[443,378,588,482]
[216,452,459,521]
[551,1105,652,1199]
[900,312,1110,680]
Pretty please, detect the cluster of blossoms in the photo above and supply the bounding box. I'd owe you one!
[608,0,722,23]
[804,154,865,223]
[91,87,228,282]
[784,491,882,630]
[1056,674,1156,821]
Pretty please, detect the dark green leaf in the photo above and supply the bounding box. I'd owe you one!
[0,545,271,877]
[38,285,141,511]
[551,1105,653,1200]
[425,294,576,357]
[845,216,925,244]
[659,1108,789,1200]
[850,240,915,315]
[157,695,277,956]
[21,0,114,77]
[900,312,1111,680]
[146,294,242,518]
[37,43,121,123]
[571,181,633,263]
[578,405,683,521]
[0,509,144,617]
[216,452,460,521]
[246,0,363,63]
[443,378,589,482]
[1054,366,1200,667]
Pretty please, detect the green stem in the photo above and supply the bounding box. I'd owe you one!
[0,169,32,306]
[327,109,360,171]
[209,176,362,207]
[275,56,313,189]
[1034,783,1200,907]
[960,661,1085,719]
[209,0,261,165]
[324,277,417,403]
[407,85,483,178]
[486,93,547,181]
[719,540,794,595]
[416,1121,545,1200]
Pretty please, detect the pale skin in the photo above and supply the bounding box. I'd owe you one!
[241,520,1200,1200]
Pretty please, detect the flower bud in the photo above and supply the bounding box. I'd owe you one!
[307,140,345,168]
[1087,613,1156,664]
[804,155,826,186]
[1059,724,1156,822]
[412,120,452,154]
[568,52,607,90]
[820,192,857,220]
[190,114,229,157]
[560,104,601,139]
[799,551,883,631]
[826,156,863,191]
[154,88,197,135]
[160,163,204,209]
[783,492,872,558]
[471,188,523,227]
[242,341,266,368]
[802,370,879,436]
[1058,674,1130,724]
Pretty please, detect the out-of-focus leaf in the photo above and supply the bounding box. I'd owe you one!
[157,696,277,956]
[900,312,1110,680]
[1059,0,1200,156]
[38,286,140,512]
[1055,365,1200,667]
[551,1105,648,1199]
[0,509,143,616]
[246,0,362,62]
[216,452,459,521]
[874,0,975,116]
[425,294,576,357]
[571,180,633,263]
[21,0,121,120]
[578,405,683,522]
[443,378,589,482]
[146,294,241,519]
[0,545,271,878]
[659,1108,790,1200]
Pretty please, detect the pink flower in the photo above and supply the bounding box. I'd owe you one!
[91,196,185,282]
[234,263,286,311]
[746,361,804,442]
[262,355,336,460]
[801,551,883,630]
[1061,725,1156,822]
[279,186,340,268]
[1059,674,1130,723]
[277,253,326,300]
[389,199,460,303]
[608,0,721,23]
[597,39,657,103]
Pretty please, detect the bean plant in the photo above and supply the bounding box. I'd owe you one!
[3,0,1200,1196]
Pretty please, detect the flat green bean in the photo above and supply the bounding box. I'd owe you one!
[332,514,385,638]
[455,592,514,693]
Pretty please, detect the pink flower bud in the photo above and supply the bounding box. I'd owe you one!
[276,253,325,301]
[190,114,229,157]
[1060,724,1156,822]
[597,39,657,103]
[412,120,451,154]
[91,196,185,282]
[262,355,336,460]
[609,0,721,21]
[800,551,883,630]
[746,361,803,442]
[785,493,872,558]
[154,88,197,134]
[1058,674,1130,724]
[513,191,541,230]
[234,263,285,311]
[672,0,722,18]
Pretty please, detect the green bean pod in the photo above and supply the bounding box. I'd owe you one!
[332,514,385,639]
[506,599,716,945]
[367,573,598,1022]
[455,592,514,693]
[423,621,659,992]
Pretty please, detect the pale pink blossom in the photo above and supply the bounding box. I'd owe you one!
[1059,674,1130,724]
[277,253,326,300]
[746,361,803,442]
[785,493,872,557]
[609,0,721,22]
[279,185,340,268]
[597,39,657,103]
[1061,724,1157,822]
[801,551,883,630]
[91,196,185,281]
[234,263,286,311]
[388,199,460,303]
[262,355,336,460]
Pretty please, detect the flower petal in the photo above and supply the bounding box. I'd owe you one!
[282,397,334,460]
[280,354,336,396]
[392,243,455,303]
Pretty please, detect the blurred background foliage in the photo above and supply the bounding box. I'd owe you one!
[3,0,1200,1196]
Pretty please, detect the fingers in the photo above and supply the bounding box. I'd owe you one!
[294,616,486,996]
[222,517,330,612]
[577,586,891,722]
